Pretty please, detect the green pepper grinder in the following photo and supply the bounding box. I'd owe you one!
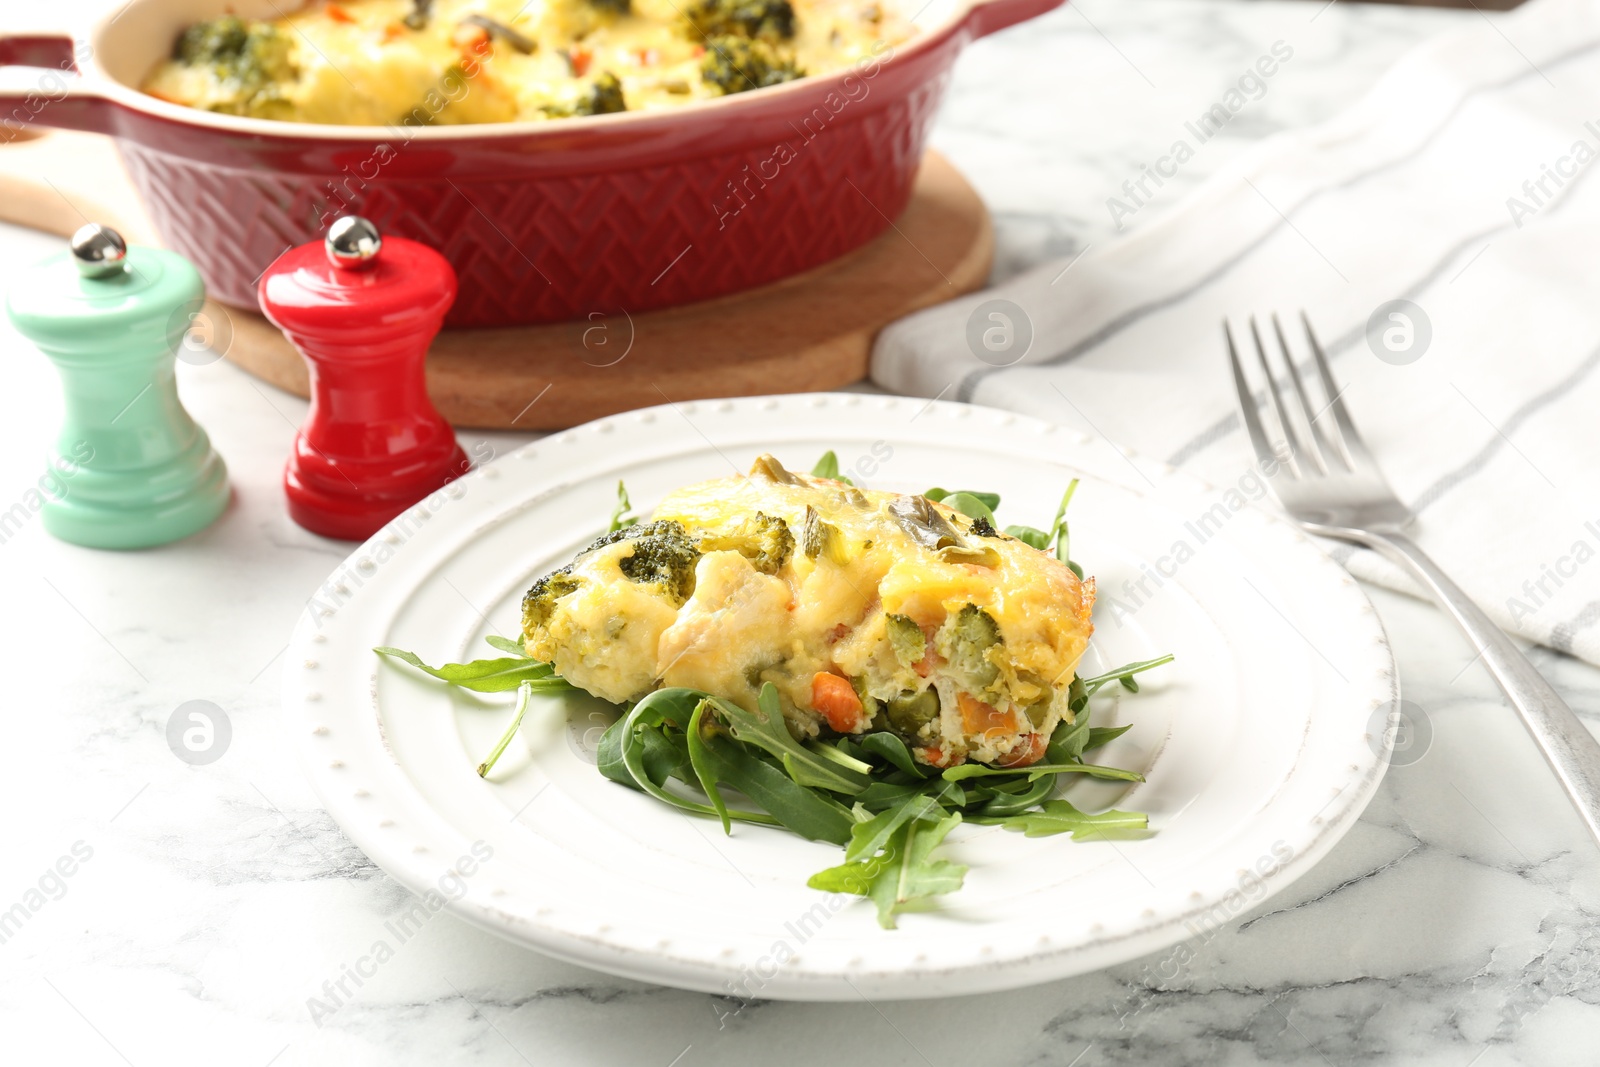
[5,224,229,549]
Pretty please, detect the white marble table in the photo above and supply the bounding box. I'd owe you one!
[5,0,1599,1063]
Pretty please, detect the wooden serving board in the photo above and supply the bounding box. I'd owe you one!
[0,128,992,430]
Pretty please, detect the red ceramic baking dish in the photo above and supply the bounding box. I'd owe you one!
[0,0,1059,327]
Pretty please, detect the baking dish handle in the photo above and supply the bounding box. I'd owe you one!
[0,34,118,137]
[965,0,1066,39]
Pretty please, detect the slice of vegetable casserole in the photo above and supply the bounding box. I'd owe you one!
[522,455,1095,769]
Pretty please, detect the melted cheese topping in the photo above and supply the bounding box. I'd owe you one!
[141,0,911,125]
[523,457,1096,768]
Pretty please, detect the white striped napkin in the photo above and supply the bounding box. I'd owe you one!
[873,0,1600,667]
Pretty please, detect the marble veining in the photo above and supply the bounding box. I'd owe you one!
[3,0,1598,1063]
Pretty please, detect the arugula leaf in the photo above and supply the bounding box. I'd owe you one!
[1077,655,1175,696]
[1048,479,1079,569]
[596,714,634,786]
[844,794,945,863]
[1047,708,1092,764]
[974,773,1055,818]
[595,714,688,791]
[811,451,853,486]
[853,777,963,812]
[856,732,927,778]
[1005,481,1082,575]
[1084,724,1133,752]
[941,762,1144,783]
[609,479,638,532]
[614,691,781,827]
[640,726,693,787]
[804,851,877,895]
[1067,674,1089,715]
[1004,524,1051,551]
[711,684,870,794]
[687,699,735,834]
[597,713,693,791]
[936,492,998,526]
[995,799,1148,839]
[924,488,1001,512]
[697,734,855,844]
[483,635,530,658]
[602,688,852,842]
[374,647,571,693]
[809,807,968,929]
[477,681,533,778]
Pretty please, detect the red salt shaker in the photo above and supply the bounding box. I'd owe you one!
[258,217,468,540]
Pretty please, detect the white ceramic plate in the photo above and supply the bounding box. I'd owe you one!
[284,394,1396,1000]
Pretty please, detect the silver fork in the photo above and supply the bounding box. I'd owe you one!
[1227,313,1600,848]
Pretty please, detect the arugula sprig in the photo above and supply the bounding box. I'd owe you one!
[811,451,853,485]
[609,480,638,532]
[478,682,533,777]
[598,687,852,843]
[992,799,1149,839]
[1078,654,1175,695]
[377,645,1162,924]
[713,685,871,794]
[373,643,573,693]
[919,479,1085,579]
[1003,480,1083,578]
[373,639,576,777]
[808,796,967,928]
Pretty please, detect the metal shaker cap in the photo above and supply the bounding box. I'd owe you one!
[325,216,382,271]
[70,223,128,279]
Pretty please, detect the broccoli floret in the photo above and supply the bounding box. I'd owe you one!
[586,520,701,600]
[938,604,1002,690]
[683,0,797,40]
[542,71,628,117]
[587,0,632,13]
[694,512,794,574]
[521,520,700,639]
[173,15,297,118]
[521,569,582,635]
[698,36,803,95]
[885,614,926,668]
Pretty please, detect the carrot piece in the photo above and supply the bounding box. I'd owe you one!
[324,3,356,23]
[569,46,593,76]
[811,672,864,733]
[957,692,1015,737]
[382,22,405,41]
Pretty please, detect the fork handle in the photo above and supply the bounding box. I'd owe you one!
[1363,530,1600,847]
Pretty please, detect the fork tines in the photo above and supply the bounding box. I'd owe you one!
[1225,312,1366,480]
